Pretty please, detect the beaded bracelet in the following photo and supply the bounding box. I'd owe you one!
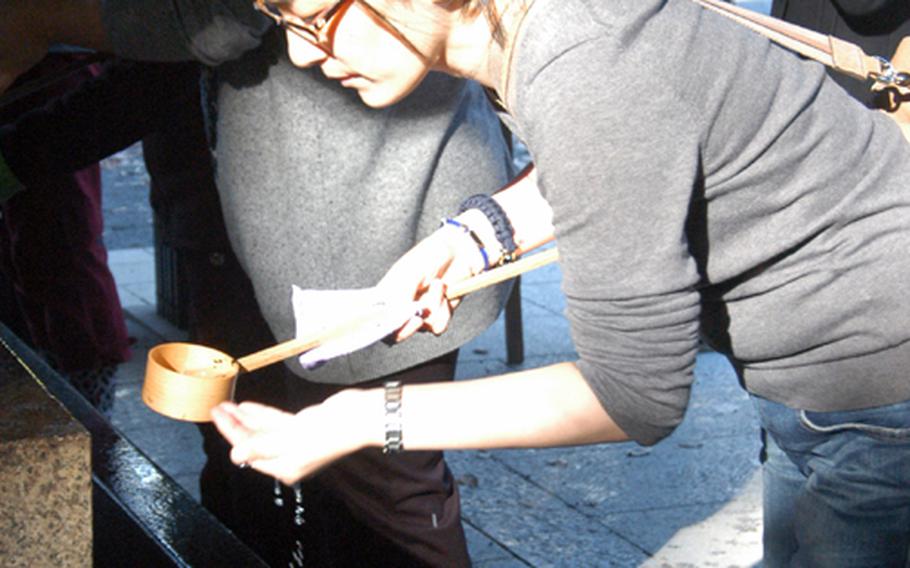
[441,217,491,272]
[457,194,517,264]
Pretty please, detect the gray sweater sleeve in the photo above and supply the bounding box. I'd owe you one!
[532,99,703,446]
[101,0,270,64]
[514,40,705,446]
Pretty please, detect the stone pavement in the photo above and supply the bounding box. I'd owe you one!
[105,245,764,567]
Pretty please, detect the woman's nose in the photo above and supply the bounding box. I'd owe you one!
[286,31,329,67]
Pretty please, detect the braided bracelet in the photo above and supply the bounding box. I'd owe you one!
[441,218,491,272]
[458,194,518,264]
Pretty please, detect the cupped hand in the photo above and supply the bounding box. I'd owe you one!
[212,398,365,485]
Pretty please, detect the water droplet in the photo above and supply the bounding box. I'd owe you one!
[273,478,284,507]
[291,539,305,565]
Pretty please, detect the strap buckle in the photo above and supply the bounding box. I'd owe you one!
[871,57,910,89]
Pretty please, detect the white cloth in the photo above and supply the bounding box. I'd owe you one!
[292,286,419,370]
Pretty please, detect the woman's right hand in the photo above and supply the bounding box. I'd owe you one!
[377,225,485,341]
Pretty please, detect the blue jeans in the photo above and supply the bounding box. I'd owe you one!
[753,395,910,567]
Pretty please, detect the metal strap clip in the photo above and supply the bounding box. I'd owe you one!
[871,57,910,88]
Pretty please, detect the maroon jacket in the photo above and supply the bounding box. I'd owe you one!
[0,55,131,371]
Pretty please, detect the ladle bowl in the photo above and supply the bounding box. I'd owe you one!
[143,342,240,422]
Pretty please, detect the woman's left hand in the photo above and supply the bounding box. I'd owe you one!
[211,395,370,485]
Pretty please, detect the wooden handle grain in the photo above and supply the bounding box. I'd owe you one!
[235,312,381,372]
[445,247,559,299]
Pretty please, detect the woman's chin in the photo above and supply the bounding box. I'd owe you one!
[357,88,406,109]
[353,80,423,109]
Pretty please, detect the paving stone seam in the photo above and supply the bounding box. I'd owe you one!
[486,452,655,558]
[461,517,537,567]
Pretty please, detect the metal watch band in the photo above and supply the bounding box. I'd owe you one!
[383,381,403,454]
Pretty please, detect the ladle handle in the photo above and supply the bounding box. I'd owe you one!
[444,247,559,299]
[235,318,367,373]
[235,247,560,373]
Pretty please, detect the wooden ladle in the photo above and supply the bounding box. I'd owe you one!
[142,248,559,422]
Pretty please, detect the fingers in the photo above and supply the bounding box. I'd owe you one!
[212,405,265,468]
[377,231,457,298]
[212,402,292,466]
[419,280,454,335]
[212,400,357,486]
[226,429,288,471]
[213,401,286,435]
[390,279,456,341]
[229,437,277,468]
[233,401,292,428]
[232,454,304,486]
[393,312,426,342]
[211,403,251,447]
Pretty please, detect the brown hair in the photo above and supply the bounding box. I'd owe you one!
[360,0,508,46]
[452,0,506,45]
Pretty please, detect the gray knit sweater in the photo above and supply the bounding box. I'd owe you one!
[100,0,513,383]
[501,0,910,445]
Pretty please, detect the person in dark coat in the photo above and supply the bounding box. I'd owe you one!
[0,54,131,415]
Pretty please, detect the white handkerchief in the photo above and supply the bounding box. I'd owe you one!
[292,285,418,370]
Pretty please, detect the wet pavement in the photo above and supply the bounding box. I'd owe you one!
[99,144,764,567]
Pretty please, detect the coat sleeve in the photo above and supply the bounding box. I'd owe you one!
[0,60,201,187]
[831,0,898,17]
[101,0,271,64]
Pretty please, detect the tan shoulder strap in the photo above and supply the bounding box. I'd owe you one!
[693,0,908,87]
